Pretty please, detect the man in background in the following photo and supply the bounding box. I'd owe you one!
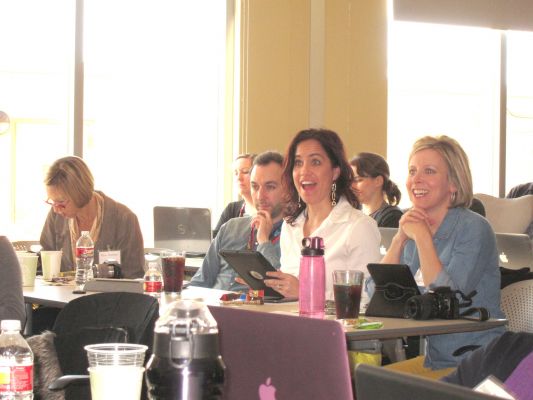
[189,151,285,291]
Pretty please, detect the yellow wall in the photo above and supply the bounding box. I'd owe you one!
[239,0,311,155]
[324,0,388,159]
[239,0,388,159]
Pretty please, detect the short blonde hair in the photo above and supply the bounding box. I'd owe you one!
[45,156,94,208]
[409,135,473,208]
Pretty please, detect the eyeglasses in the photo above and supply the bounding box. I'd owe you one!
[44,198,69,209]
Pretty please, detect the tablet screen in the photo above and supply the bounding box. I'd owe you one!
[219,249,283,299]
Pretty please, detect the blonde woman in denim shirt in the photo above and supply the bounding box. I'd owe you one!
[381,135,505,379]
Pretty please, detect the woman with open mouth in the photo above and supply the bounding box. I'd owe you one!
[263,128,381,303]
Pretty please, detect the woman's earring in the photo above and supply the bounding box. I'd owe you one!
[331,182,337,206]
[298,195,302,208]
[451,191,457,203]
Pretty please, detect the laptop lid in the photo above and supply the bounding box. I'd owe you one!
[208,306,353,400]
[495,233,533,270]
[379,227,398,255]
[355,364,500,400]
[153,206,211,255]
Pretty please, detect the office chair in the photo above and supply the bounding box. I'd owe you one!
[474,193,533,234]
[28,292,159,400]
[501,279,533,333]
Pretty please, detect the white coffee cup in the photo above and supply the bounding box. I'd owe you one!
[17,253,39,286]
[41,250,62,280]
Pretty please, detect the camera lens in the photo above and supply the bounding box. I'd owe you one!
[405,294,438,320]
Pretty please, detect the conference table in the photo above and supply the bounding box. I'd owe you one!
[23,278,507,342]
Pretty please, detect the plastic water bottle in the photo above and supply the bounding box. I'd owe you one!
[144,261,163,298]
[0,320,34,400]
[298,237,325,318]
[75,231,94,293]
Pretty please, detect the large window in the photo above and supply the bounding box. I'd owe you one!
[388,19,533,206]
[506,31,533,190]
[1,1,228,245]
[0,0,74,240]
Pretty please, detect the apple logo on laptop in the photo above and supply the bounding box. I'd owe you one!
[258,377,277,400]
[499,252,509,264]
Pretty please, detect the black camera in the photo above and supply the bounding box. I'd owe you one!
[404,286,476,320]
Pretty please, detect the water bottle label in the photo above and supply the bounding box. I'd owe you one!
[144,281,162,293]
[76,247,94,258]
[0,365,33,393]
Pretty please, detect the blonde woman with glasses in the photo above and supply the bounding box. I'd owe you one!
[40,156,144,279]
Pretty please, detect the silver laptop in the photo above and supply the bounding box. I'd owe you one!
[495,233,533,270]
[153,206,212,256]
[208,306,353,400]
[355,364,500,400]
[379,227,398,255]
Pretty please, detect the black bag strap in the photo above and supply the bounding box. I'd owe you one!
[375,282,419,302]
[459,307,490,322]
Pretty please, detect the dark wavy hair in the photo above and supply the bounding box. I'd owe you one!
[350,152,401,206]
[283,128,359,224]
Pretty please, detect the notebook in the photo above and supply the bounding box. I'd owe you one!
[153,206,212,255]
[208,306,353,400]
[495,233,533,270]
[355,364,500,400]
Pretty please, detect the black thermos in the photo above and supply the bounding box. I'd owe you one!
[145,300,225,399]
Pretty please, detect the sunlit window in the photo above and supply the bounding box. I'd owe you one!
[388,20,506,206]
[0,0,74,239]
[83,1,227,245]
[0,1,227,244]
[506,31,533,193]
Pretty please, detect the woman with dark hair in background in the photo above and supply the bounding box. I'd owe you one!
[213,153,256,236]
[350,152,403,227]
[264,129,380,301]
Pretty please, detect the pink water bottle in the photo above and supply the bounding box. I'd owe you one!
[299,237,325,318]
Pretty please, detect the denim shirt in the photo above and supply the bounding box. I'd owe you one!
[189,217,282,291]
[401,208,505,369]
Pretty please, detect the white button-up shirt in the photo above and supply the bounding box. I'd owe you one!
[280,196,381,300]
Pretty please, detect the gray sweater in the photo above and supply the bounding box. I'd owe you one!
[0,236,26,325]
[40,191,145,278]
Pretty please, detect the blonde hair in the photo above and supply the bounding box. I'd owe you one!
[45,156,94,208]
[409,136,473,208]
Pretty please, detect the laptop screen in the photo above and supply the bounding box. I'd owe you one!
[208,306,354,400]
[495,233,533,270]
[355,364,498,400]
[153,206,212,255]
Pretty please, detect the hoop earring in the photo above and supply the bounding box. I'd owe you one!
[331,182,337,206]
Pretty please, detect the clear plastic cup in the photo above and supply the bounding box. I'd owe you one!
[40,250,62,280]
[85,343,147,400]
[333,270,364,319]
[17,253,38,286]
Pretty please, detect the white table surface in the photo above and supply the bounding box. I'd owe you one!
[23,279,507,341]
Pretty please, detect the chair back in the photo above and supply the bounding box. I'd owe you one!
[52,292,159,400]
[475,193,533,234]
[501,279,533,332]
[12,240,42,252]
